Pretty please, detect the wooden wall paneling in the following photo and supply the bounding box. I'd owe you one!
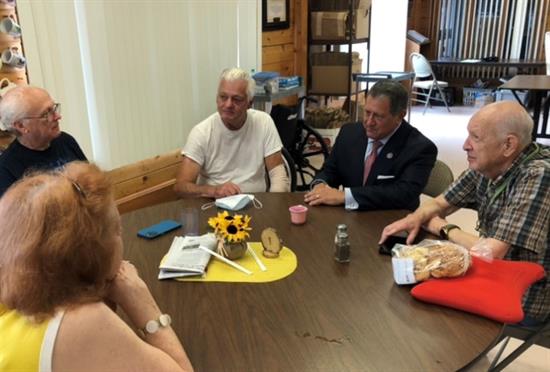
[262,0,305,105]
[0,4,28,86]
[262,0,295,53]
[464,0,475,79]
[408,0,429,36]
[107,149,181,214]
[407,0,440,59]
[0,3,27,145]
[540,0,550,60]
[262,59,294,77]
[263,44,295,65]
[107,149,181,200]
[405,39,420,72]
[262,28,294,47]
[294,0,308,86]
[428,0,441,60]
[496,1,509,58]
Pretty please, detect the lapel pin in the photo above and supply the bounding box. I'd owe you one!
[386,152,394,159]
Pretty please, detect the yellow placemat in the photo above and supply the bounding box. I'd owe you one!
[176,242,297,283]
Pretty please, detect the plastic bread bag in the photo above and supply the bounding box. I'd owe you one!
[391,240,472,285]
[469,238,494,262]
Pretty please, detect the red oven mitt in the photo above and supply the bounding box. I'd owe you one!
[411,256,545,323]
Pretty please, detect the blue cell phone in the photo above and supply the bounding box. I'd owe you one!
[137,220,182,239]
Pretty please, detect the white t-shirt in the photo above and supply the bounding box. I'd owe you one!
[182,109,283,192]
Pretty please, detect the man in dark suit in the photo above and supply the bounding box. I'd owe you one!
[304,80,437,211]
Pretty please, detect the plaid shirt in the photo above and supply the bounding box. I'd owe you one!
[444,143,550,321]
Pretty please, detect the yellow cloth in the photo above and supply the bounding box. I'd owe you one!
[177,242,297,283]
[0,303,49,372]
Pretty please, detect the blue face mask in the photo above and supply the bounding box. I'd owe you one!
[201,194,262,211]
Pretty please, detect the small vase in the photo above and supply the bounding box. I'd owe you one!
[217,240,247,260]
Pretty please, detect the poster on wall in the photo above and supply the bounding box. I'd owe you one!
[262,0,289,31]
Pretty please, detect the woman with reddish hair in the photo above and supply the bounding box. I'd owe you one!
[0,162,193,372]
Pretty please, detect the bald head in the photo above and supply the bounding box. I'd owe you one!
[472,101,533,149]
[464,101,535,179]
[0,86,51,133]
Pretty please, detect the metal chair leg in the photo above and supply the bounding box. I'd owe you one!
[488,336,511,370]
[435,81,451,112]
[488,319,550,372]
[422,85,434,115]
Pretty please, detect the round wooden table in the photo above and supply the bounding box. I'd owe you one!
[121,193,501,371]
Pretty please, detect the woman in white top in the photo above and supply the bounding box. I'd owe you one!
[0,162,193,372]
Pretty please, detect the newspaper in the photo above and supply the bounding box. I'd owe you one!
[158,233,217,280]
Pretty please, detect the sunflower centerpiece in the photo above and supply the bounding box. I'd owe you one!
[208,211,252,260]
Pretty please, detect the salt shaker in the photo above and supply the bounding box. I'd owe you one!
[334,224,350,263]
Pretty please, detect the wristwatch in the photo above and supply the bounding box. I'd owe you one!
[138,314,172,338]
[439,224,461,240]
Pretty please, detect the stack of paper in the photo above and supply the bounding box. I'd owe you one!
[158,233,217,280]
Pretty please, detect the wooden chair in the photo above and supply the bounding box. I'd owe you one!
[107,149,181,214]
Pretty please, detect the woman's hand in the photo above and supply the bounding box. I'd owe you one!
[107,261,152,314]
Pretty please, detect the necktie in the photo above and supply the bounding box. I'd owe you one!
[363,141,382,185]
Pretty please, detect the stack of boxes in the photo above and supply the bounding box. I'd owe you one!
[310,52,362,94]
[309,0,370,95]
[310,0,370,42]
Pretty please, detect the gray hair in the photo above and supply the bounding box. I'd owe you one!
[0,86,48,134]
[367,80,409,116]
[219,68,256,102]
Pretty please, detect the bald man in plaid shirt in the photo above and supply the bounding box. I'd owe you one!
[381,101,549,325]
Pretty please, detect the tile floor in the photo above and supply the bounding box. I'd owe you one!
[409,103,550,371]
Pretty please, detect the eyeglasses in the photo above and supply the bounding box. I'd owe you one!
[20,103,61,122]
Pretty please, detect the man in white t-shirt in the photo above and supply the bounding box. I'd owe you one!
[175,68,289,198]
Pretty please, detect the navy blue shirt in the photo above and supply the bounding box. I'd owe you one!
[0,131,87,196]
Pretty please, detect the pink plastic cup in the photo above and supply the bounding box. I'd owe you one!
[289,204,308,225]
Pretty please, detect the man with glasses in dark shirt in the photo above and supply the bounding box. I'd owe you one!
[0,86,87,196]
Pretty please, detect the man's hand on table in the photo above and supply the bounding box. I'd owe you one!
[304,183,344,206]
[212,182,241,198]
[380,213,424,245]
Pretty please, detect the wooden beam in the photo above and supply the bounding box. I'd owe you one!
[115,179,178,214]
[107,149,182,214]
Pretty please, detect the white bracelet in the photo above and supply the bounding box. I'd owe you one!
[138,313,172,338]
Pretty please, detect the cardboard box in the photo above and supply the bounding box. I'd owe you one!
[311,11,347,40]
[311,0,370,41]
[355,0,371,39]
[311,52,362,94]
[462,87,506,107]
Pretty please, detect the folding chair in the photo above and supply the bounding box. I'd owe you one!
[488,316,550,371]
[410,52,451,114]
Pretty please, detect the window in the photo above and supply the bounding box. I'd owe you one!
[437,0,548,61]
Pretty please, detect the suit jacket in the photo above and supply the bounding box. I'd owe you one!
[315,121,437,211]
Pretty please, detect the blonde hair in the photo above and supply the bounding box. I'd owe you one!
[0,162,118,319]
